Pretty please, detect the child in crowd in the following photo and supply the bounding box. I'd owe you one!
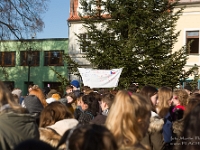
[65,85,73,95]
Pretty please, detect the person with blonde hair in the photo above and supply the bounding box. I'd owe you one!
[105,90,151,150]
[0,81,39,150]
[157,86,173,118]
[156,86,173,147]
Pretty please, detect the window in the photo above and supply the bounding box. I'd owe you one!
[44,50,64,66]
[186,31,199,54]
[80,33,91,53]
[20,51,40,66]
[3,81,15,91]
[43,82,62,94]
[0,52,15,67]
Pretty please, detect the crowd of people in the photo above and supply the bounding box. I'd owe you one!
[0,80,200,150]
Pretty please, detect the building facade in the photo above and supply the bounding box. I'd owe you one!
[174,1,200,81]
[0,38,69,95]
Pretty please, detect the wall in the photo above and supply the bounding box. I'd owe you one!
[174,3,200,80]
[0,38,69,95]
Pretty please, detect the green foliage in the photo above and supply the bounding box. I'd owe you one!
[190,75,199,90]
[50,67,69,94]
[78,0,196,88]
[50,53,80,93]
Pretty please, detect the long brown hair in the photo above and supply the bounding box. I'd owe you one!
[157,86,173,118]
[140,85,158,112]
[39,101,74,127]
[0,81,27,113]
[173,89,188,107]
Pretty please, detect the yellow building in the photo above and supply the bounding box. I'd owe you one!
[174,1,200,82]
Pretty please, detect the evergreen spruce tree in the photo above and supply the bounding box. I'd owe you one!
[78,0,196,88]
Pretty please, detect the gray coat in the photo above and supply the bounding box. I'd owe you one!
[0,110,39,150]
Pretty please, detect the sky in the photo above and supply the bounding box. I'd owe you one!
[36,0,70,39]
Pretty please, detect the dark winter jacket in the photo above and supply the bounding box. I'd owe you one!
[90,113,107,125]
[78,110,94,125]
[90,108,109,125]
[119,143,148,150]
[74,106,83,120]
[170,118,184,150]
[163,112,173,143]
[170,105,185,122]
[0,110,39,150]
[141,112,165,150]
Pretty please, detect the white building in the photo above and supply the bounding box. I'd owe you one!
[68,0,200,86]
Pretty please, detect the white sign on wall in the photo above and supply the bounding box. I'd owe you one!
[78,68,123,88]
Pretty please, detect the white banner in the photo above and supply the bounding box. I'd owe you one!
[78,68,123,88]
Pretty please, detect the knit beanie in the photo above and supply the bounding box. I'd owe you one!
[12,89,22,98]
[70,80,80,88]
[24,95,44,114]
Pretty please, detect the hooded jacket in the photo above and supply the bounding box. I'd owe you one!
[39,119,78,149]
[141,112,165,150]
[0,110,39,150]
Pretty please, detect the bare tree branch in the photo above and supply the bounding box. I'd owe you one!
[0,0,49,40]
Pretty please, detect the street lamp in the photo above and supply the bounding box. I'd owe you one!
[27,48,33,91]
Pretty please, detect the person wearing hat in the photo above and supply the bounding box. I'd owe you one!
[70,80,81,97]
